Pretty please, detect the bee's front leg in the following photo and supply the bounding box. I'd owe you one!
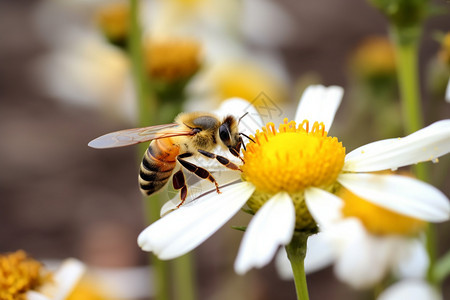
[197,149,242,171]
[177,152,221,194]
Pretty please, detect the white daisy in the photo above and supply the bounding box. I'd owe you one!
[138,85,450,275]
[0,250,85,300]
[377,279,442,300]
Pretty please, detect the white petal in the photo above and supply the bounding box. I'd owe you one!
[393,238,428,279]
[234,192,295,274]
[27,292,50,300]
[377,280,442,300]
[304,187,343,228]
[160,170,241,216]
[344,120,450,172]
[332,219,394,289]
[138,182,255,259]
[294,85,344,132]
[30,259,85,300]
[214,97,264,135]
[338,173,450,222]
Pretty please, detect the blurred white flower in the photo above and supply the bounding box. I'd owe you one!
[0,250,85,300]
[377,279,442,300]
[34,32,135,122]
[137,85,450,276]
[33,0,135,123]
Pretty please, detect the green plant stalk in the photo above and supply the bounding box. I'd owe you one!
[390,24,435,284]
[129,2,197,299]
[173,254,197,300]
[285,232,310,300]
[129,1,169,299]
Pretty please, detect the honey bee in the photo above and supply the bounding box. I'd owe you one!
[89,112,250,206]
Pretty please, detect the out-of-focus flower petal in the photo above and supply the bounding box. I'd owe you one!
[338,173,450,222]
[275,233,334,280]
[214,97,264,135]
[377,280,442,300]
[27,259,85,300]
[234,192,295,275]
[331,219,396,289]
[393,238,428,279]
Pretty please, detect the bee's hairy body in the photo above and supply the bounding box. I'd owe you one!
[139,112,232,196]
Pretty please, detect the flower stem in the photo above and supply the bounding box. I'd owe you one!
[390,23,436,284]
[285,232,310,300]
[129,1,169,299]
[129,2,197,300]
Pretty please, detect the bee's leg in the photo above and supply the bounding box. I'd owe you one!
[172,170,188,208]
[177,153,221,194]
[228,147,245,164]
[197,149,242,172]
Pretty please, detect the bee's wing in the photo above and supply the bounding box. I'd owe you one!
[88,123,194,149]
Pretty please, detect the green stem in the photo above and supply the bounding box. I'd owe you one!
[129,1,169,299]
[129,2,197,300]
[285,232,310,300]
[390,24,436,284]
[173,254,197,300]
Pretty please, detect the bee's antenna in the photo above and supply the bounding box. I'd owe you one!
[238,112,249,124]
[239,132,255,143]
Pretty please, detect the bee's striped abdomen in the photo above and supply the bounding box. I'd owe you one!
[139,138,179,196]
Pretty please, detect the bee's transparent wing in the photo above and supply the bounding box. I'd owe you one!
[88,123,193,149]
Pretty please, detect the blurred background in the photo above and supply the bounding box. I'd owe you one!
[0,0,449,299]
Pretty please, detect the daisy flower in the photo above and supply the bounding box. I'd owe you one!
[275,184,430,289]
[0,250,85,300]
[377,279,442,300]
[138,85,450,277]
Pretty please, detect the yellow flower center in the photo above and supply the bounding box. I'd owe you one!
[350,36,396,78]
[340,188,425,236]
[144,38,201,83]
[211,61,286,103]
[242,119,346,229]
[95,3,130,44]
[439,32,450,67]
[0,250,50,300]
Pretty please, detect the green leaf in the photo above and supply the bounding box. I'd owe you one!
[241,207,255,215]
[231,226,247,232]
[433,250,450,283]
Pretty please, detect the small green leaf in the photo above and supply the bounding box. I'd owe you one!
[433,250,450,283]
[231,226,247,232]
[241,208,255,215]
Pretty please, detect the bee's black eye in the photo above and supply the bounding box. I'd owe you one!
[219,124,230,143]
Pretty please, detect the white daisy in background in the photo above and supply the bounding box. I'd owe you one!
[138,85,450,274]
[33,0,136,123]
[0,250,85,300]
[275,184,430,288]
[377,279,442,300]
[34,32,135,123]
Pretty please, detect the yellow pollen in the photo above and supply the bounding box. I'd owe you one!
[95,3,130,43]
[242,119,346,229]
[144,38,201,82]
[439,32,450,67]
[340,188,426,236]
[0,250,50,300]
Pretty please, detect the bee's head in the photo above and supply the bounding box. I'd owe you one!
[219,115,242,157]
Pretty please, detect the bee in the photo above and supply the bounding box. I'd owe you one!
[89,112,250,206]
